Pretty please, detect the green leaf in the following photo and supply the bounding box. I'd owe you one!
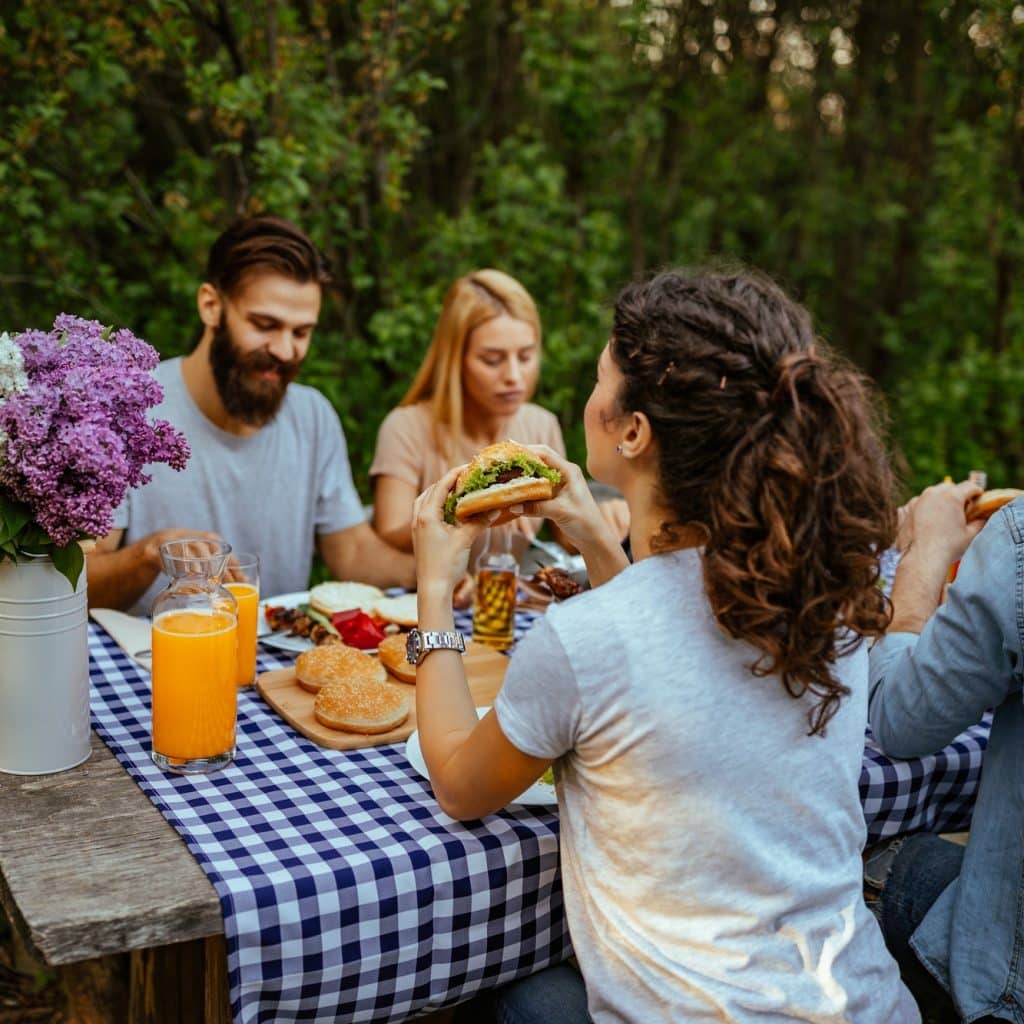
[49,542,85,592]
[0,496,31,544]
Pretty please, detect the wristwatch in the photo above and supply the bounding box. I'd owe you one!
[406,628,467,666]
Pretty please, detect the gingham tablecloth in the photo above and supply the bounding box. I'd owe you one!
[87,604,988,1023]
[87,607,568,1024]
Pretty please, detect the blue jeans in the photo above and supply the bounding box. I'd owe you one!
[455,964,591,1024]
[879,834,1003,1023]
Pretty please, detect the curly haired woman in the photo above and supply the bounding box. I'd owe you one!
[411,268,918,1022]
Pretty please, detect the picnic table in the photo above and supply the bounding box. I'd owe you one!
[0,608,988,1023]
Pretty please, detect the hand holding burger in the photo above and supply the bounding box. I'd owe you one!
[412,464,491,598]
[899,479,985,570]
[443,440,562,525]
[966,488,1024,522]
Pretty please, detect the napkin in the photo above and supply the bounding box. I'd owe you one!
[89,608,152,672]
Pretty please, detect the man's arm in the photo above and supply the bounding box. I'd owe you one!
[869,485,1019,758]
[317,521,416,590]
[86,527,224,611]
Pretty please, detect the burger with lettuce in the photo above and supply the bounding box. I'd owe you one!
[444,441,562,525]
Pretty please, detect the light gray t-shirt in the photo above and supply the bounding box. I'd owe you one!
[114,358,365,615]
[495,548,918,1024]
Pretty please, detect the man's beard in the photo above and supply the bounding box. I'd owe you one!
[208,316,302,427]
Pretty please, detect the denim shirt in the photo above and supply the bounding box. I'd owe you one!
[869,498,1024,1024]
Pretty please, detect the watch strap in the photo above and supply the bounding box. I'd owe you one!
[408,628,466,665]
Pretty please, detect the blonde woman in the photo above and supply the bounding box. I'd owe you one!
[370,269,629,552]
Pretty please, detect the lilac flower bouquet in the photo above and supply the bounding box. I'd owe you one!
[0,316,190,589]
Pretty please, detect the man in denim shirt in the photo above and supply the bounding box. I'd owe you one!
[869,479,1022,1023]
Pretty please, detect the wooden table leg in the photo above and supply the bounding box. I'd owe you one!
[60,954,129,1022]
[128,935,230,1024]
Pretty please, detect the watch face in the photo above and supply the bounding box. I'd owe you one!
[406,629,422,665]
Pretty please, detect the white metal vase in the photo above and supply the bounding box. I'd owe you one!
[0,554,90,774]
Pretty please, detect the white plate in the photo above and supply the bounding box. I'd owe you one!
[259,591,385,654]
[405,707,557,808]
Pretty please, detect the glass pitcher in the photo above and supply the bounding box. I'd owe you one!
[150,538,239,774]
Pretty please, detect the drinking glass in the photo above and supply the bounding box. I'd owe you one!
[472,527,518,651]
[224,553,260,686]
[150,538,238,774]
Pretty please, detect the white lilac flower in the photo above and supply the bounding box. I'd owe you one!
[0,332,28,402]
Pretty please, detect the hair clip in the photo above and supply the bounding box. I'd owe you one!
[657,361,676,387]
[719,375,728,390]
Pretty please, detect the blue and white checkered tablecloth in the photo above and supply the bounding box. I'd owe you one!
[87,606,568,1024]
[860,716,988,843]
[87,601,988,1022]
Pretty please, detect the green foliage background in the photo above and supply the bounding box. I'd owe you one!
[1,0,1022,497]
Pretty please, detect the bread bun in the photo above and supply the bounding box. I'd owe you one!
[966,488,1024,522]
[371,594,418,628]
[313,677,411,734]
[295,643,385,694]
[377,633,417,683]
[454,476,555,522]
[308,581,384,616]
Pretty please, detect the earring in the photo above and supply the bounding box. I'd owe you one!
[615,444,623,455]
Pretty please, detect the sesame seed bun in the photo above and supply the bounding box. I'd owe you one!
[313,677,411,734]
[377,633,417,683]
[294,643,386,694]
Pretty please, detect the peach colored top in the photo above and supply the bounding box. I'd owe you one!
[370,401,566,493]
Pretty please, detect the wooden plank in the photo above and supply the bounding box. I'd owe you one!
[203,935,231,1024]
[0,732,221,966]
[256,640,509,750]
[60,954,129,1023]
[129,936,232,1024]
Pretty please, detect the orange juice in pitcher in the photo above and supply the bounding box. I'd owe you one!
[150,538,239,774]
[152,610,237,766]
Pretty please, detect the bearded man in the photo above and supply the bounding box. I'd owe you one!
[88,216,415,613]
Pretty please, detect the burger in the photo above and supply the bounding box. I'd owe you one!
[966,488,1024,522]
[444,440,562,524]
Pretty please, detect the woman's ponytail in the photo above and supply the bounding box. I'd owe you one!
[611,269,896,736]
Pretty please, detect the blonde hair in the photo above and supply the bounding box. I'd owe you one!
[401,270,541,458]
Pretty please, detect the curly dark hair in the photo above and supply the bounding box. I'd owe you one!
[610,268,896,736]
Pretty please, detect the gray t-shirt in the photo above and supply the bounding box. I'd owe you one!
[495,548,918,1024]
[114,358,365,615]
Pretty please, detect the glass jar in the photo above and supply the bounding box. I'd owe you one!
[150,538,238,774]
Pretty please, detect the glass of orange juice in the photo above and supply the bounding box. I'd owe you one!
[224,553,259,687]
[150,538,238,774]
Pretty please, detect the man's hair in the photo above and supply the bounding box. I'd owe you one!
[205,216,332,296]
[610,267,896,737]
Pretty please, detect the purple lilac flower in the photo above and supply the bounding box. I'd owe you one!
[0,317,190,548]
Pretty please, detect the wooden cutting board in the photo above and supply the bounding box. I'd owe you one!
[255,640,509,750]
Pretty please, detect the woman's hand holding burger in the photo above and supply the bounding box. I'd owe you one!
[412,465,495,605]
[516,445,631,587]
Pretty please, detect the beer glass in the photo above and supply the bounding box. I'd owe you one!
[472,528,518,651]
